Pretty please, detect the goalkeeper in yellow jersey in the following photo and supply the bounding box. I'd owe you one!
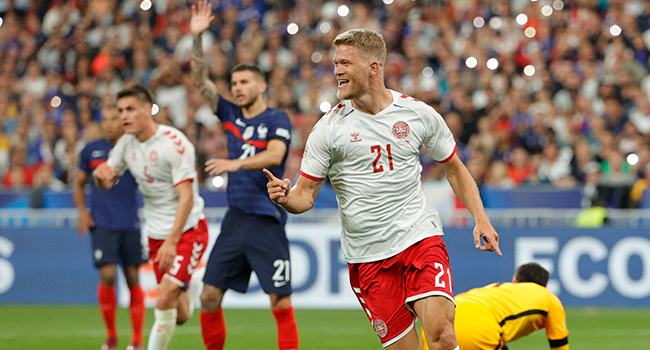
[422,263,569,350]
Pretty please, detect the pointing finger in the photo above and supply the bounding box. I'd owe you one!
[263,169,278,182]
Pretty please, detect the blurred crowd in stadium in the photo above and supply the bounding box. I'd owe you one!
[0,0,649,208]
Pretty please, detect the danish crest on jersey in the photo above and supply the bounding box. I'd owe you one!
[149,150,158,162]
[392,121,410,139]
[373,319,388,338]
[392,121,411,145]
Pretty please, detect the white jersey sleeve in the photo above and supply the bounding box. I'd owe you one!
[300,114,332,181]
[423,107,457,162]
[166,134,198,186]
[106,134,129,175]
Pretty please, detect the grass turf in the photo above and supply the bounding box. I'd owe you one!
[0,306,648,349]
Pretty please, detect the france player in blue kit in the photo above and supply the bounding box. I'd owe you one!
[190,2,298,349]
[73,106,146,350]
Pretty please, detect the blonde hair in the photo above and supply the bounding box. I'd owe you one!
[333,29,387,68]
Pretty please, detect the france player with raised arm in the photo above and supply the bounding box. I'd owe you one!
[190,2,298,350]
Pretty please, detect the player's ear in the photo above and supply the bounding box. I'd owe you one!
[369,61,380,78]
[259,80,268,94]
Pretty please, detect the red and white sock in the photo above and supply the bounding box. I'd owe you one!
[147,308,177,350]
[129,285,145,344]
[200,308,226,350]
[272,306,299,350]
[97,283,117,339]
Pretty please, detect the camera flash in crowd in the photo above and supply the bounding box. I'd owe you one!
[140,0,152,11]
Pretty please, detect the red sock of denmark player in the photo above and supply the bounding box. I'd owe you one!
[129,285,145,344]
[200,308,226,350]
[97,283,117,339]
[272,306,299,350]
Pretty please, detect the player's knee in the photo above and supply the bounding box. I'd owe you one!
[424,326,456,350]
[427,330,456,350]
[176,313,189,325]
[123,267,140,287]
[270,294,291,310]
[98,265,117,285]
[99,273,116,286]
[200,287,223,312]
[156,292,176,310]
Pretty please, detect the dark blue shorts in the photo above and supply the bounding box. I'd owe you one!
[90,227,147,268]
[204,207,292,295]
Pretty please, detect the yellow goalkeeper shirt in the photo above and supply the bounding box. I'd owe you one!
[455,282,569,349]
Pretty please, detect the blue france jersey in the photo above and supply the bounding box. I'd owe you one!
[79,139,139,230]
[216,98,292,225]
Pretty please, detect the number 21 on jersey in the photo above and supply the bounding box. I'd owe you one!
[239,144,256,159]
[371,144,394,173]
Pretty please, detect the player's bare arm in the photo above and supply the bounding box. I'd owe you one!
[190,0,219,112]
[92,163,119,190]
[440,153,502,256]
[155,180,194,272]
[72,170,95,236]
[206,139,287,175]
[264,170,322,214]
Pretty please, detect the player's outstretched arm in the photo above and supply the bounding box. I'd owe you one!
[190,0,220,112]
[92,163,120,190]
[206,139,287,175]
[72,170,95,236]
[440,153,502,256]
[264,169,322,214]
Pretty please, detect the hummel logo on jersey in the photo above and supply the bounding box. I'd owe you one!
[350,132,362,143]
[92,150,104,157]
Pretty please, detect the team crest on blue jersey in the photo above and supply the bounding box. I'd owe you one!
[257,124,268,139]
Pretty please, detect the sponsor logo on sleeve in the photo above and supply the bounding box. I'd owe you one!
[276,127,291,140]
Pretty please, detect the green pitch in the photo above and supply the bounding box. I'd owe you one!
[0,306,648,349]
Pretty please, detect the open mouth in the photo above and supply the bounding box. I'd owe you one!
[338,79,349,88]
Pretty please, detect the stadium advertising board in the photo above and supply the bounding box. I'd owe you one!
[1,226,649,307]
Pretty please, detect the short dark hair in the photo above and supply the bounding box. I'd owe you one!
[117,84,153,105]
[515,263,550,287]
[231,63,265,81]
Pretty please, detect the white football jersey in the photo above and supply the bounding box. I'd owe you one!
[107,125,205,240]
[300,90,457,263]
